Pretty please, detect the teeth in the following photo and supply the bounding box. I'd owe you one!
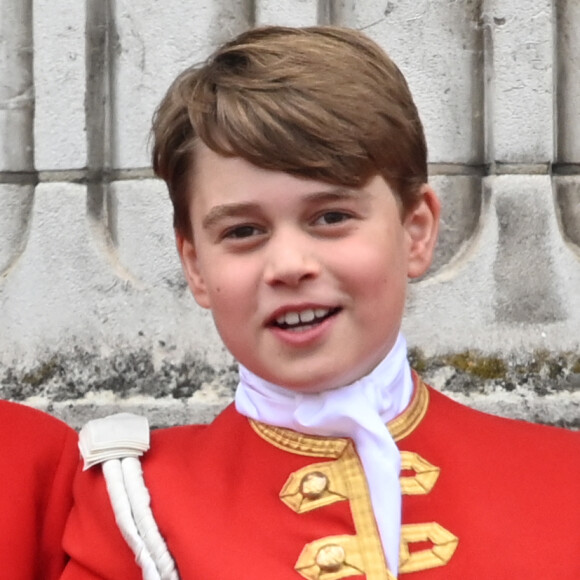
[275,308,332,327]
[285,312,300,325]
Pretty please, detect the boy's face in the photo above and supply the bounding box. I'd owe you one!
[177,144,439,392]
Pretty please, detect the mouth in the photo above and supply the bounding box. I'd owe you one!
[269,307,341,333]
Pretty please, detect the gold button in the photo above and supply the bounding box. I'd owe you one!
[315,544,345,572]
[300,471,329,499]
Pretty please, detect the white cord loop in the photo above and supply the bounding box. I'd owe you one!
[122,457,179,580]
[79,414,179,580]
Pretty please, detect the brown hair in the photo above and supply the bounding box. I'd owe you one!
[152,26,427,238]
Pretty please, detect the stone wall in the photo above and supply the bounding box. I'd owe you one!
[1,0,579,429]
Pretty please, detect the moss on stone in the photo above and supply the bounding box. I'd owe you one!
[408,347,427,374]
[1,347,238,402]
[406,348,580,398]
[547,359,565,380]
[529,350,573,380]
[443,351,507,380]
[21,357,61,387]
[529,349,551,374]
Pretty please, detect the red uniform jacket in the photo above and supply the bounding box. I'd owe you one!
[0,400,78,580]
[62,378,580,579]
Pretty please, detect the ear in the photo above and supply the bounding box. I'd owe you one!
[175,231,212,309]
[403,184,440,279]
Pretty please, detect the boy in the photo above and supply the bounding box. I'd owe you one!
[61,26,580,579]
[0,400,78,579]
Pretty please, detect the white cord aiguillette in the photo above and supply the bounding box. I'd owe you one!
[79,413,179,580]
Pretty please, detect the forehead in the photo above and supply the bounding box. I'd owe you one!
[191,141,277,197]
[190,141,396,200]
[188,143,394,217]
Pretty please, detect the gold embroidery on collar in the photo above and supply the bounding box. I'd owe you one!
[400,452,440,495]
[250,420,348,458]
[399,522,459,574]
[249,376,430,455]
[387,377,429,442]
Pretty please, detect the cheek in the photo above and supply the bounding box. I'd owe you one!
[204,266,255,319]
[335,243,408,317]
[209,282,239,311]
[337,242,404,287]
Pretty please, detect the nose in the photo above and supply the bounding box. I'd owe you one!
[263,229,321,287]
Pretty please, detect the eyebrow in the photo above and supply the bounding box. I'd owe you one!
[201,202,262,230]
[201,187,369,230]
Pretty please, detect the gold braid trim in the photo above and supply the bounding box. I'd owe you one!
[399,522,459,573]
[388,376,429,442]
[288,443,394,579]
[399,451,440,495]
[250,421,348,458]
[249,374,430,455]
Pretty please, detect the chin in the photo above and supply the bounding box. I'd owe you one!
[275,372,350,394]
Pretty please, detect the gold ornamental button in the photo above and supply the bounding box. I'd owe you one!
[315,544,345,572]
[300,471,329,499]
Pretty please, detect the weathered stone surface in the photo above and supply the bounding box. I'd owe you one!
[0,182,229,370]
[255,0,319,26]
[112,0,252,169]
[555,177,580,252]
[492,177,565,324]
[331,0,484,164]
[0,0,33,171]
[424,175,482,277]
[108,179,182,287]
[33,0,87,170]
[1,345,237,429]
[0,185,34,275]
[410,348,580,428]
[557,0,580,163]
[404,175,580,356]
[0,0,579,429]
[483,0,554,163]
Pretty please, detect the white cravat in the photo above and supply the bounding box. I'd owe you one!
[235,333,413,575]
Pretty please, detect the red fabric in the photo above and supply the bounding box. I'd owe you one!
[0,400,78,580]
[61,385,580,579]
[401,387,580,578]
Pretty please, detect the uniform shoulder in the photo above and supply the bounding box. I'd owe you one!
[0,399,76,451]
[148,403,242,457]
[0,398,72,428]
[149,421,208,450]
[424,384,580,454]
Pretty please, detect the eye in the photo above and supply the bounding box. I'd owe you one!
[223,224,262,239]
[314,211,353,226]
